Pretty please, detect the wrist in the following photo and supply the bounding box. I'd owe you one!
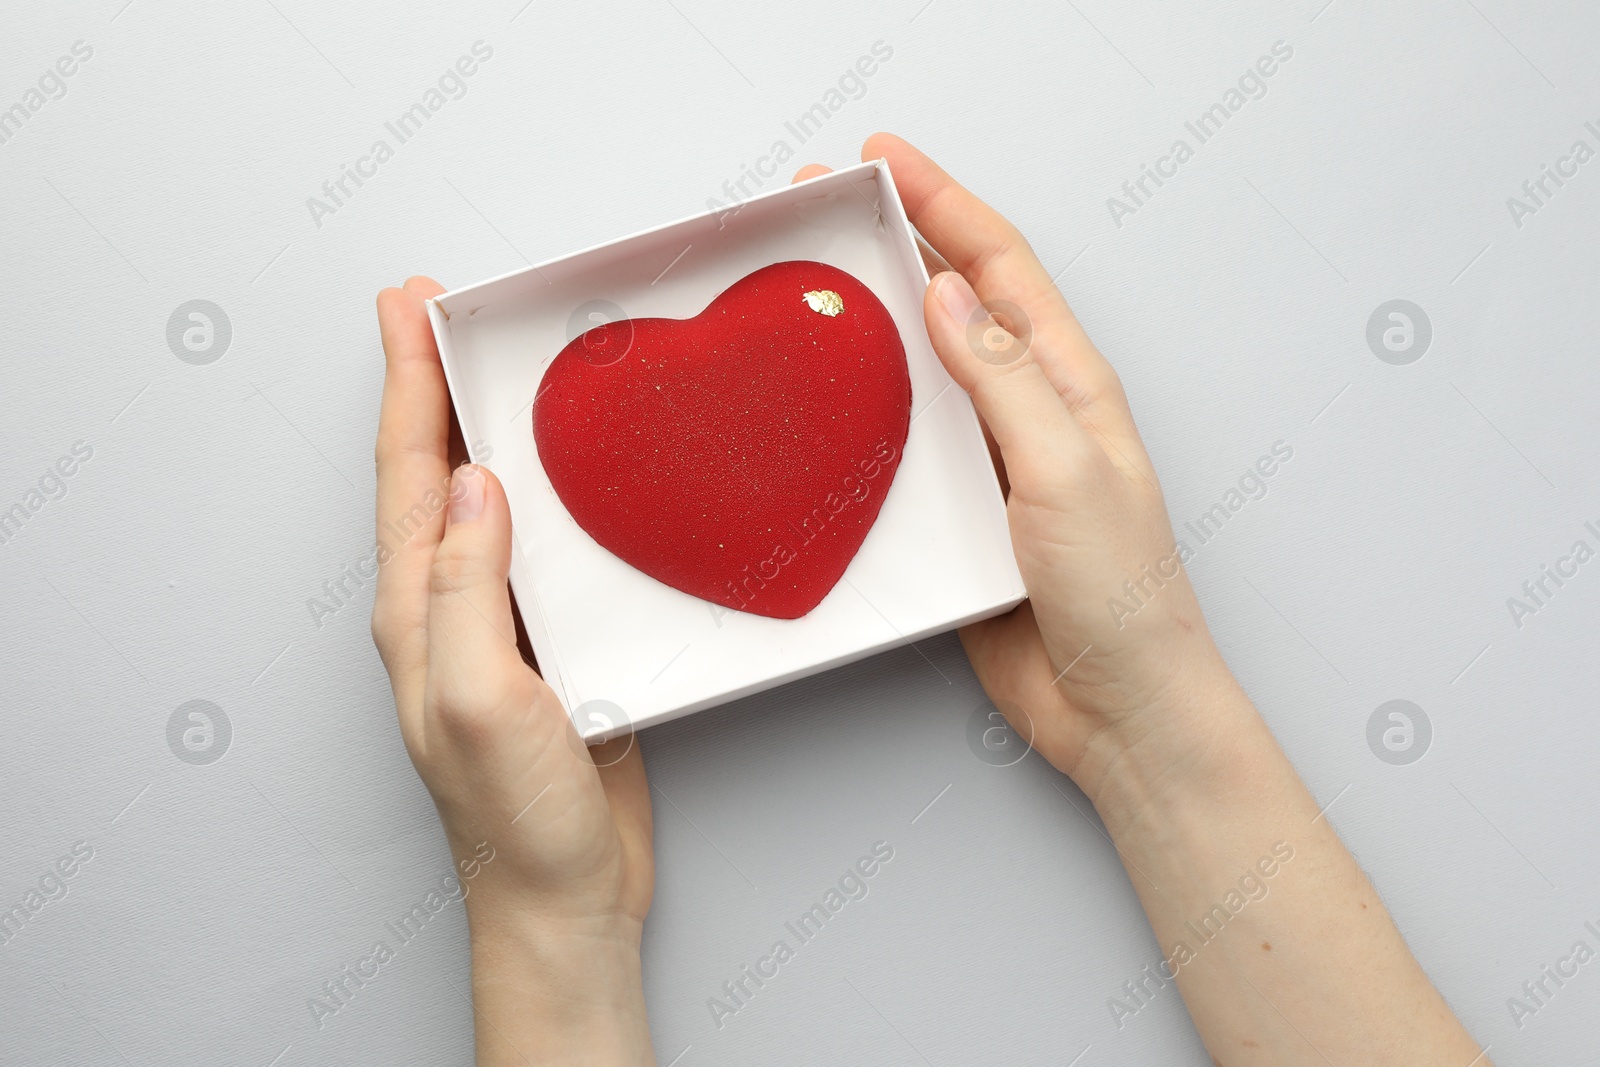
[1073,658,1276,839]
[466,902,652,1066]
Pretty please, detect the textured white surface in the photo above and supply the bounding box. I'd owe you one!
[1,1,1596,1064]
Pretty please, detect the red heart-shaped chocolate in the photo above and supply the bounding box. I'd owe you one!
[533,260,911,619]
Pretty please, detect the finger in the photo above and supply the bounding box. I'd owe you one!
[865,133,1055,299]
[957,605,1087,775]
[863,133,1146,458]
[925,271,1100,498]
[425,464,529,731]
[791,163,832,183]
[374,274,451,570]
[410,277,467,472]
[373,278,452,726]
[594,739,651,863]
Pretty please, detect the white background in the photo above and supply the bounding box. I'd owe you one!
[1,1,1596,1064]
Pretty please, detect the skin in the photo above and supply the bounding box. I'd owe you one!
[373,134,1491,1066]
[373,278,653,1065]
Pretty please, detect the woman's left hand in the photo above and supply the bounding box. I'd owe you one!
[373,276,656,1066]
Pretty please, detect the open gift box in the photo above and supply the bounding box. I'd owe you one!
[426,159,1025,740]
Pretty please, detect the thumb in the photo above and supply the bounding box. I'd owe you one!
[923,271,1093,496]
[426,463,525,714]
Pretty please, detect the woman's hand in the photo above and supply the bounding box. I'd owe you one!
[373,277,655,1066]
[829,135,1488,1067]
[835,136,1246,808]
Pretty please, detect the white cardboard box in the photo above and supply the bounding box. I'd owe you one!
[427,159,1025,739]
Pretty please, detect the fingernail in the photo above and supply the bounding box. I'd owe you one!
[449,464,484,524]
[934,271,983,328]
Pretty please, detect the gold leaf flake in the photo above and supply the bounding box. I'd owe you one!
[802,289,844,316]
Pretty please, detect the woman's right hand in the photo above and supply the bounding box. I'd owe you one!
[862,134,1248,805]
[848,135,1490,1067]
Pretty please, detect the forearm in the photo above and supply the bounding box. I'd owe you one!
[466,906,654,1066]
[1080,667,1488,1066]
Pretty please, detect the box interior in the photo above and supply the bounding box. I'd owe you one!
[429,161,1025,736]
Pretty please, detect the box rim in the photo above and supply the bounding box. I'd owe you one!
[426,159,1026,738]
[429,159,888,315]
